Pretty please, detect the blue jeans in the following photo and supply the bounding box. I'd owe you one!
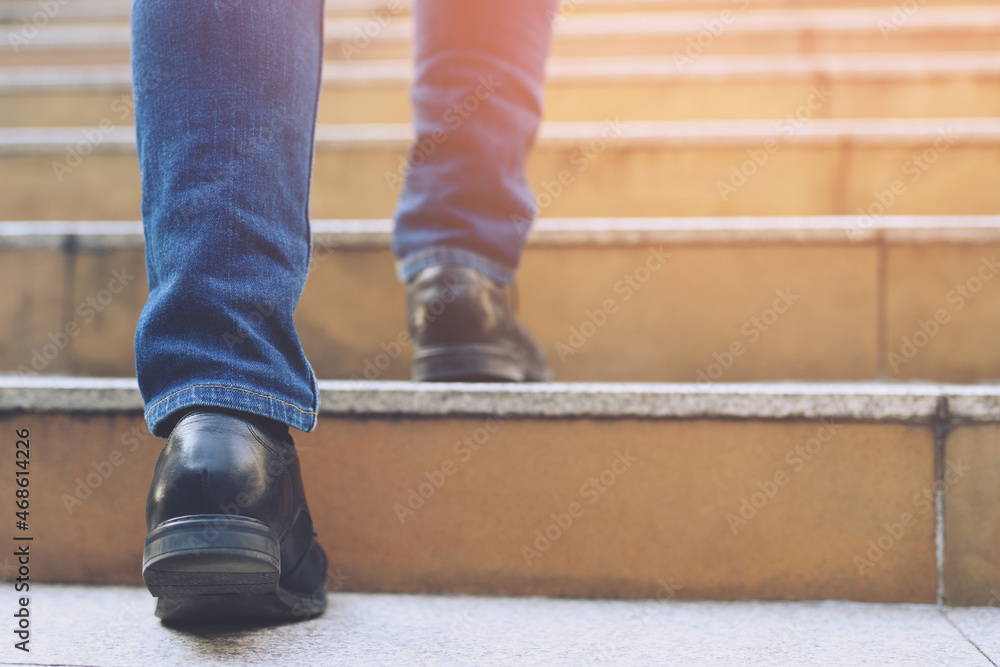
[131,0,556,436]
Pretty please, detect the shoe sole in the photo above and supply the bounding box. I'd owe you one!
[412,343,551,382]
[142,515,326,623]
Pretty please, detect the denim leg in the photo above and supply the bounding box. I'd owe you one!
[393,0,558,286]
[131,0,324,436]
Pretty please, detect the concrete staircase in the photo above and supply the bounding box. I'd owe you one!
[14,585,1000,665]
[2,0,1000,611]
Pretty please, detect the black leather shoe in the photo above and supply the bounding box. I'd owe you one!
[407,263,551,382]
[142,409,327,623]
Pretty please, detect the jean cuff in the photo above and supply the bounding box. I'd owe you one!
[144,383,319,437]
[396,247,516,285]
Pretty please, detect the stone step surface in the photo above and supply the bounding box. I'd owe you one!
[4,216,1000,383]
[2,118,999,220]
[1,377,1000,607]
[3,584,1000,666]
[2,0,994,23]
[4,53,1000,127]
[5,7,1000,66]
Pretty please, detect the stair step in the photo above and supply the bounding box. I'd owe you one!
[3,216,1000,383]
[2,118,999,220]
[4,53,1000,127]
[5,7,1000,66]
[2,0,993,24]
[18,585,1000,664]
[331,6,1000,59]
[2,377,999,605]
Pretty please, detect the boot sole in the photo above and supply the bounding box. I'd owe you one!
[142,515,326,623]
[413,343,551,382]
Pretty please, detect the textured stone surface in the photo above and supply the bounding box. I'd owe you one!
[296,247,408,382]
[4,0,998,23]
[0,377,143,411]
[4,121,1000,220]
[6,216,1000,249]
[944,425,1000,606]
[944,387,1000,422]
[317,381,949,420]
[0,152,141,220]
[520,243,879,382]
[944,606,1000,663]
[11,219,1000,380]
[8,5,1000,65]
[0,412,157,585]
[0,377,955,420]
[297,243,884,383]
[886,245,1000,382]
[9,53,1000,126]
[5,585,995,666]
[0,250,68,375]
[68,248,147,376]
[0,411,937,603]
[307,417,937,603]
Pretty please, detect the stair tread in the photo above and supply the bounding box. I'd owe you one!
[3,376,999,421]
[9,6,1000,51]
[3,216,1000,250]
[5,52,1000,90]
[2,0,994,22]
[13,584,999,666]
[3,118,1000,154]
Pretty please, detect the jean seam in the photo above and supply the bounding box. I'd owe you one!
[144,384,320,423]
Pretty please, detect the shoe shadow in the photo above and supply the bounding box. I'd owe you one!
[157,606,332,662]
[160,616,301,634]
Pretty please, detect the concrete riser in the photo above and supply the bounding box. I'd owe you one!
[0,411,950,604]
[6,76,1000,127]
[2,138,998,220]
[4,32,1000,68]
[2,0,993,24]
[2,407,998,606]
[326,34,1000,60]
[5,242,1000,383]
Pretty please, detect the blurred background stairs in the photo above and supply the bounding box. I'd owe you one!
[2,0,1000,610]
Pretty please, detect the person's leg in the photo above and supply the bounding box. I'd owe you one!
[133,0,323,437]
[131,0,328,622]
[394,0,558,381]
[394,0,558,283]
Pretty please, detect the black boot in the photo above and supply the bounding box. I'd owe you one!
[142,409,327,622]
[407,263,551,382]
